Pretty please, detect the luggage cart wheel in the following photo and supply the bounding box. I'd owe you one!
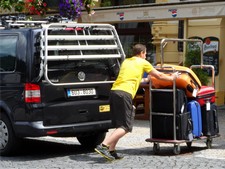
[186,142,192,149]
[153,143,160,154]
[173,144,181,155]
[206,138,212,149]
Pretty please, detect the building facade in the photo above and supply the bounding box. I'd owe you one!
[1,0,224,105]
[81,0,225,105]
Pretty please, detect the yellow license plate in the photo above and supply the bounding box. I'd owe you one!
[99,105,110,113]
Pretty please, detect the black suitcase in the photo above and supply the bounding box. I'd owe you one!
[201,104,219,136]
[152,112,192,140]
[151,89,187,114]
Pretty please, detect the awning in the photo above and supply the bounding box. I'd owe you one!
[81,1,225,23]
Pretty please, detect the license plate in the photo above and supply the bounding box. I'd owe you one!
[67,88,96,97]
[99,105,110,113]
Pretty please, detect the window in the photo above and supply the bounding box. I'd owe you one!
[115,22,156,64]
[0,35,17,72]
[44,28,120,83]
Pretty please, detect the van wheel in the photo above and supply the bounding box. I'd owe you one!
[0,113,21,156]
[77,132,106,148]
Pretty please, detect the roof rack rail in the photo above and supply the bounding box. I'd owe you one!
[1,20,49,29]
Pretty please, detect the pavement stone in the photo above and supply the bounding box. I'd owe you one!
[0,106,225,169]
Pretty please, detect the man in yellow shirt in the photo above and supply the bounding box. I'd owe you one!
[95,44,179,161]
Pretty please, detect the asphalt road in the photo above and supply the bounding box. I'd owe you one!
[1,106,225,169]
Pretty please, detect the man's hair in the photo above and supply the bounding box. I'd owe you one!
[132,44,146,56]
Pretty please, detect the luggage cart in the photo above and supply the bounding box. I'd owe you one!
[145,38,220,154]
[145,65,190,155]
[145,65,216,155]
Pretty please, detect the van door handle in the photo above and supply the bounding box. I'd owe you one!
[79,109,88,114]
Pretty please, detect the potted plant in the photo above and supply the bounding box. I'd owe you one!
[58,0,98,20]
[25,0,48,16]
[184,42,209,85]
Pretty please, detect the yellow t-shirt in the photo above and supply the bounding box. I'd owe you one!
[111,56,153,99]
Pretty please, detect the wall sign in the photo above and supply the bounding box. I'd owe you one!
[203,37,219,76]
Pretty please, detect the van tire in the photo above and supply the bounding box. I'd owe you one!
[0,113,21,156]
[77,132,106,148]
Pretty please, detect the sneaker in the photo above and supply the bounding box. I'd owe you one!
[110,150,124,160]
[94,145,115,161]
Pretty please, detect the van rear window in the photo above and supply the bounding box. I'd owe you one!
[47,59,119,82]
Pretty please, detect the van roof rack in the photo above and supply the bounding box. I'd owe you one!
[38,23,126,86]
[1,20,49,29]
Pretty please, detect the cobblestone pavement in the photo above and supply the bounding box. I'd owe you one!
[0,106,225,169]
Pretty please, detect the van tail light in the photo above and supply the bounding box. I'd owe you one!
[25,83,41,103]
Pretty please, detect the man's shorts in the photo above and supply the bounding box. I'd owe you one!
[110,90,135,132]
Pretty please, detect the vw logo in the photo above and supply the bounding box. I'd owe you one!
[78,71,85,81]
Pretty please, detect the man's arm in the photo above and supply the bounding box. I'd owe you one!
[145,68,179,82]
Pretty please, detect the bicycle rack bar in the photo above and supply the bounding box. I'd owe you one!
[38,23,125,86]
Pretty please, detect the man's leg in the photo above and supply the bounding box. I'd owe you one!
[102,127,127,151]
[95,127,127,160]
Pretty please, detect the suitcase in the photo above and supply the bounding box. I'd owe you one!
[152,112,192,140]
[201,104,219,136]
[151,89,187,114]
[151,64,202,98]
[187,100,202,138]
[196,86,215,106]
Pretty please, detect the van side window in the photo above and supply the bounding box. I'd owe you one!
[0,35,17,72]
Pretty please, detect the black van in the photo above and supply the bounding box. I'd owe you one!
[0,21,125,156]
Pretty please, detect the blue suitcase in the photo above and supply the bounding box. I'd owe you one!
[187,101,202,137]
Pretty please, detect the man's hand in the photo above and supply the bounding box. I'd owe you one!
[141,77,149,83]
[172,71,180,80]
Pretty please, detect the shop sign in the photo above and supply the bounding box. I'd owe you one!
[117,12,124,21]
[203,37,219,76]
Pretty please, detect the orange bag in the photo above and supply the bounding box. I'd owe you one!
[151,64,202,98]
